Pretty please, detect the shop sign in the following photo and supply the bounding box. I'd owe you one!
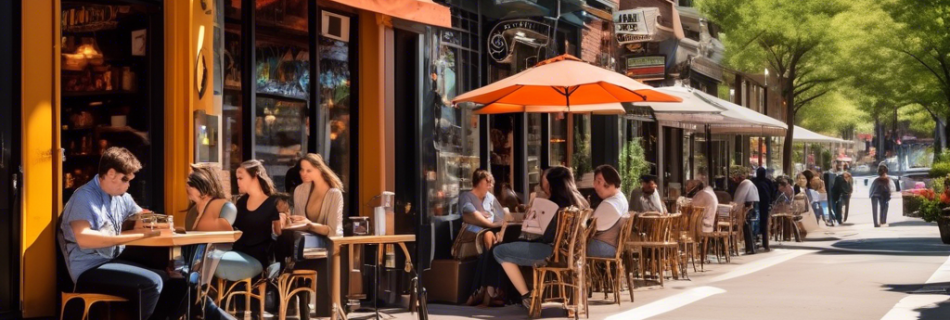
[488,19,552,63]
[614,8,659,45]
[690,56,724,82]
[625,55,666,80]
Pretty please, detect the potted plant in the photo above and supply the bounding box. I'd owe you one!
[918,190,950,244]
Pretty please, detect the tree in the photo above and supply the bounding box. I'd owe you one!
[878,0,950,152]
[699,0,850,175]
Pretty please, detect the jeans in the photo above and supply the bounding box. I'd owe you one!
[493,242,553,267]
[871,196,890,226]
[587,239,617,258]
[828,196,841,224]
[743,202,768,252]
[74,260,165,319]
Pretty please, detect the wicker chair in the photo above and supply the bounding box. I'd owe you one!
[587,216,636,305]
[700,204,733,264]
[528,207,593,318]
[626,213,678,287]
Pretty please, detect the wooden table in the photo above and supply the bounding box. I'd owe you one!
[125,230,243,247]
[328,235,415,320]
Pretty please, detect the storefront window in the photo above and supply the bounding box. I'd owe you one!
[253,0,310,192]
[427,12,480,217]
[318,36,352,192]
[573,114,592,180]
[527,113,542,192]
[217,0,243,196]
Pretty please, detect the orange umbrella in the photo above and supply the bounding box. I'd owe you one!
[452,55,681,114]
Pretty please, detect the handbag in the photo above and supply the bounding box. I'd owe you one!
[521,198,558,235]
[450,223,479,260]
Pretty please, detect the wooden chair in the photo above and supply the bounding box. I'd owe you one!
[676,206,706,276]
[700,204,732,264]
[587,216,636,306]
[722,204,748,256]
[528,207,592,318]
[275,269,318,320]
[626,213,678,287]
[60,292,127,320]
[218,277,267,318]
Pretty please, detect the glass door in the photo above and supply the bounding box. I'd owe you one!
[253,0,311,192]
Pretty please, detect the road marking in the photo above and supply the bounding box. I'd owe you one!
[706,249,813,283]
[604,286,726,320]
[880,255,950,319]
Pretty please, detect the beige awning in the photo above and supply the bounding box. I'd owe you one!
[328,0,451,28]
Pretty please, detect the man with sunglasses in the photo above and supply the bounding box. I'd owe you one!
[58,147,234,319]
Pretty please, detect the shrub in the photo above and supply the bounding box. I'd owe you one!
[930,162,950,178]
[619,138,650,197]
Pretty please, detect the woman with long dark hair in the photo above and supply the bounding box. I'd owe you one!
[185,164,236,231]
[493,166,588,309]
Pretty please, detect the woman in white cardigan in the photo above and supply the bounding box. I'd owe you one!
[290,153,345,237]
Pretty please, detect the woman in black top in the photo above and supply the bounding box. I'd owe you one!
[492,166,588,309]
[215,160,282,283]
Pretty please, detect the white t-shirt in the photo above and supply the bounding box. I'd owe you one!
[594,191,629,231]
[692,187,720,233]
[733,179,760,204]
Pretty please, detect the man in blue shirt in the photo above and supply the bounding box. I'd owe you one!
[58,147,233,319]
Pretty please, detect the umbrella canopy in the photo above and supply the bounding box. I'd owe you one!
[793,125,845,143]
[690,90,788,135]
[453,54,681,114]
[472,102,627,115]
[635,86,787,135]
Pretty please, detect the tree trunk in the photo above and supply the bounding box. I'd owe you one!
[782,81,795,175]
[934,117,944,156]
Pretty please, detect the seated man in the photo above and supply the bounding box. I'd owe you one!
[629,174,667,214]
[589,165,629,258]
[731,169,761,253]
[58,147,234,320]
[685,180,718,233]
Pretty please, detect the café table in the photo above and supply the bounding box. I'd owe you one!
[125,230,242,317]
[328,235,415,320]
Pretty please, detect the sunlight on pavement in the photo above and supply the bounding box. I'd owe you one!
[706,249,814,283]
[604,287,727,320]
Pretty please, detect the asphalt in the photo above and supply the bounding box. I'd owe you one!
[344,176,950,320]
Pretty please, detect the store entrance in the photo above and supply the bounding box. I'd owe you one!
[59,1,164,211]
[0,0,21,316]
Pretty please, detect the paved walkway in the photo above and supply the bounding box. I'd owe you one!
[346,177,950,319]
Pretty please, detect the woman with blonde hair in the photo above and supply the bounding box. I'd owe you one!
[185,164,236,231]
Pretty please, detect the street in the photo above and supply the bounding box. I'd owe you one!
[357,177,950,320]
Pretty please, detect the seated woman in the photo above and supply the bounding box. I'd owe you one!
[588,165,628,258]
[215,160,282,284]
[460,169,508,307]
[493,166,589,309]
[289,153,344,242]
[185,164,236,231]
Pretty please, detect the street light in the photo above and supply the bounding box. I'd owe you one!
[730,88,735,103]
[764,68,769,86]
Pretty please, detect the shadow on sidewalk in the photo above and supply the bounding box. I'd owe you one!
[883,282,950,294]
[772,237,950,257]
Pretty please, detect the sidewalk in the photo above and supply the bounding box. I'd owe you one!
[343,180,947,320]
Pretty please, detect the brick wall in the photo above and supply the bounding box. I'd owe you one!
[581,19,604,64]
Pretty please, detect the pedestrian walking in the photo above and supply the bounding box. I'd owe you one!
[869,164,896,227]
[752,167,774,252]
[831,172,852,224]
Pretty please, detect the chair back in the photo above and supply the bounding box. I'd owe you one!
[547,207,587,266]
[633,214,676,243]
[688,206,705,240]
[715,191,733,204]
[612,216,636,260]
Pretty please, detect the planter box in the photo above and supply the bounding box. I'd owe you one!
[939,216,950,245]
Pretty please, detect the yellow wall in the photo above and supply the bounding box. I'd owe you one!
[19,0,198,314]
[358,12,388,217]
[164,0,198,222]
[20,0,59,317]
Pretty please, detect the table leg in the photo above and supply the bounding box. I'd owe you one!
[332,243,342,320]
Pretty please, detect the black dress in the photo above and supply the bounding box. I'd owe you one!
[233,195,280,265]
